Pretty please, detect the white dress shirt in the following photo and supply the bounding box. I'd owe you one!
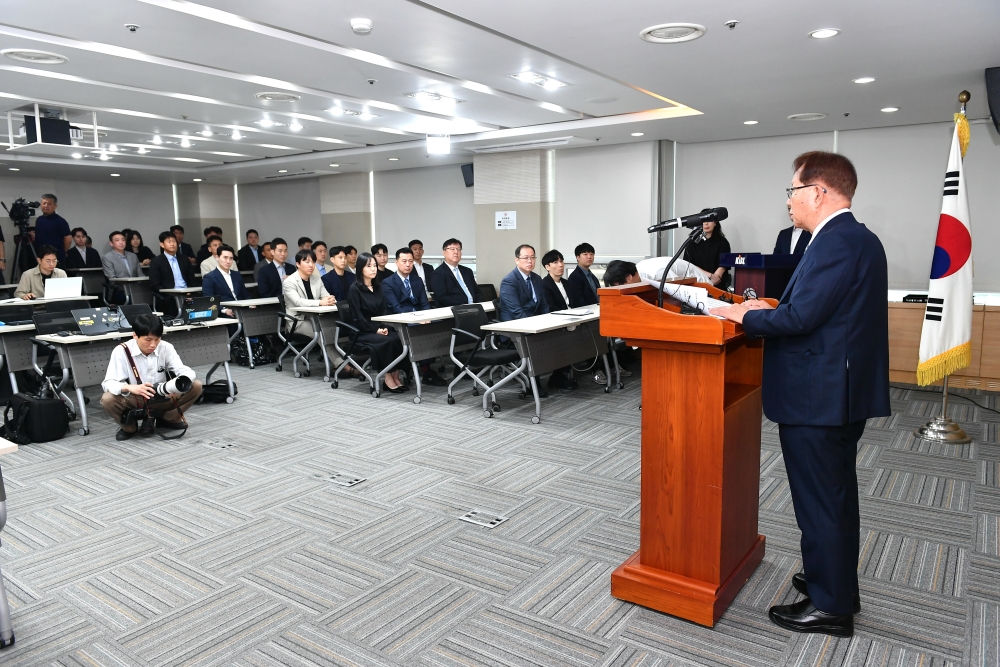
[554,279,569,306]
[413,262,427,282]
[220,268,234,295]
[274,260,288,280]
[74,245,88,262]
[101,338,195,396]
[806,208,851,248]
[790,227,803,252]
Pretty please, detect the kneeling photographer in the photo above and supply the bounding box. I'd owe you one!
[100,314,203,440]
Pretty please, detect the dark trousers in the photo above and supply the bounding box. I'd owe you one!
[778,419,866,615]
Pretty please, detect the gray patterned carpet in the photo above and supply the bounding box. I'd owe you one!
[0,359,997,666]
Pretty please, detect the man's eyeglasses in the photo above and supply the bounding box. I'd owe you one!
[443,246,462,252]
[786,184,827,198]
[518,255,537,261]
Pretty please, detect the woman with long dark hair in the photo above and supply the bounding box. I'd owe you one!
[683,216,732,289]
[347,252,407,392]
[125,230,155,266]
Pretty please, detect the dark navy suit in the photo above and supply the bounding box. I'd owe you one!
[201,268,250,302]
[257,261,295,299]
[773,225,812,255]
[499,269,550,321]
[566,266,600,306]
[743,210,889,615]
[430,262,482,307]
[381,272,430,314]
[321,269,356,303]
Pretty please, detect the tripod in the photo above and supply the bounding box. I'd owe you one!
[9,227,36,284]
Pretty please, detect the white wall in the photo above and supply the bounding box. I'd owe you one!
[236,178,322,247]
[675,122,1000,290]
[0,175,174,254]
[374,164,475,254]
[554,142,657,260]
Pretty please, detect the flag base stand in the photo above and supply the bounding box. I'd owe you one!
[913,375,971,444]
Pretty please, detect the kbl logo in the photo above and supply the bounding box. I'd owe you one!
[735,255,746,265]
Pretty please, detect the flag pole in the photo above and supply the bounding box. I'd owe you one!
[913,90,972,445]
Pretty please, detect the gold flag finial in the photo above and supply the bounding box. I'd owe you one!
[955,91,971,157]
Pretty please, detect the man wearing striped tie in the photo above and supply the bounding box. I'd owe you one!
[381,247,447,386]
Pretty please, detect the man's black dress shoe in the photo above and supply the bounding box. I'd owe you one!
[422,374,448,387]
[769,598,854,637]
[155,418,186,430]
[792,573,861,614]
[115,428,134,441]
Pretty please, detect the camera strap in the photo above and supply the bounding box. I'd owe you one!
[119,342,188,439]
[120,342,147,409]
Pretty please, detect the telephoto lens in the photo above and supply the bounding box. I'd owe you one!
[156,375,193,396]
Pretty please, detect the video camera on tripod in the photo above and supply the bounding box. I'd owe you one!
[1,197,41,282]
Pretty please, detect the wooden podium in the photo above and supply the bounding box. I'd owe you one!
[599,282,768,627]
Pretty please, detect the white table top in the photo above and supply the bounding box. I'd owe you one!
[0,323,36,334]
[111,276,149,282]
[373,301,496,325]
[245,283,257,289]
[0,439,17,455]
[481,307,600,335]
[66,267,104,272]
[221,297,279,307]
[161,287,202,294]
[0,284,18,289]
[37,317,237,344]
[0,295,98,305]
[293,304,339,314]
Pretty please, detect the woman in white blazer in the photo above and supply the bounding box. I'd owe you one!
[282,248,335,339]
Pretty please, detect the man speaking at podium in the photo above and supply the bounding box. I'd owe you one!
[711,151,889,638]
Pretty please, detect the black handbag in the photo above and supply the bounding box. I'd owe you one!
[200,379,236,404]
[3,393,70,444]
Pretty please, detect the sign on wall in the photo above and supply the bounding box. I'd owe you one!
[495,210,516,230]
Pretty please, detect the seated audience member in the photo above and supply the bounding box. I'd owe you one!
[312,241,332,276]
[171,225,197,265]
[257,238,295,298]
[409,239,434,284]
[199,235,223,275]
[102,231,142,303]
[383,247,446,387]
[196,226,223,265]
[603,260,642,287]
[16,245,66,299]
[66,227,102,269]
[297,237,312,251]
[253,241,273,282]
[100,313,203,440]
[126,230,156,266]
[348,252,407,392]
[238,229,262,271]
[567,242,601,306]
[371,243,393,282]
[148,231,195,314]
[321,245,356,302]
[430,238,482,307]
[344,245,358,273]
[86,235,93,248]
[540,249,577,310]
[282,248,335,339]
[632,257,711,285]
[202,244,250,315]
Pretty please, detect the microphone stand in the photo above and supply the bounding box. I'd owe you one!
[656,227,705,309]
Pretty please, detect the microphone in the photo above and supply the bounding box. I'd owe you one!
[647,207,729,234]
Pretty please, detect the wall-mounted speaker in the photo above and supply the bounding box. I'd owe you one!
[460,163,474,187]
[987,67,1000,134]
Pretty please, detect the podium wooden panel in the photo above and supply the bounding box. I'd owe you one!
[599,282,768,627]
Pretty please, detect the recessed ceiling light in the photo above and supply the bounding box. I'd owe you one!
[109,144,119,152]
[358,112,376,120]
[509,71,567,90]
[110,173,120,177]
[1,48,69,64]
[9,168,19,171]
[137,146,148,154]
[180,137,192,147]
[254,92,301,102]
[99,153,111,161]
[231,130,243,140]
[388,157,399,161]
[808,28,840,39]
[71,152,82,159]
[631,132,644,137]
[288,122,303,131]
[151,135,163,144]
[199,130,213,136]
[787,113,827,121]
[330,164,339,167]
[639,23,707,44]
[278,169,288,173]
[351,18,373,35]
[406,91,464,104]
[744,120,758,125]
[587,97,617,104]
[853,77,876,84]
[881,107,899,113]
[193,178,202,182]
[257,119,275,128]
[427,134,450,155]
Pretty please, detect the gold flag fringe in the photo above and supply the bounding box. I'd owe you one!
[955,113,970,157]
[916,341,971,386]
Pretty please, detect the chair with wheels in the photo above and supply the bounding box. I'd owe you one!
[273,293,314,376]
[478,283,498,302]
[329,302,375,393]
[447,303,526,418]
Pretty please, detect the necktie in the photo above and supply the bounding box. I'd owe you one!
[453,266,473,303]
[525,276,536,302]
[403,277,415,303]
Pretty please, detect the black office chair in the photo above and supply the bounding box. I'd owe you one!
[447,304,525,417]
[274,293,314,376]
[0,305,35,326]
[478,283,498,301]
[330,302,375,393]
[29,312,79,417]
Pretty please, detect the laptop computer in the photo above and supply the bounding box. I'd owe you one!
[32,311,81,336]
[118,304,155,332]
[0,304,36,326]
[43,276,83,300]
[72,307,122,336]
[182,296,219,324]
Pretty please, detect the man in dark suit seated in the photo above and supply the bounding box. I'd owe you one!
[148,231,195,315]
[65,227,102,269]
[381,247,446,386]
[712,151,889,638]
[202,244,250,307]
[774,207,812,255]
[409,239,435,285]
[540,249,576,311]
[170,224,197,266]
[237,229,262,271]
[256,237,295,299]
[321,245,356,302]
[430,237,482,307]
[566,242,601,306]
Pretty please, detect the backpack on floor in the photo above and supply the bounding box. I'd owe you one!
[231,335,274,367]
[200,380,237,404]
[2,393,70,444]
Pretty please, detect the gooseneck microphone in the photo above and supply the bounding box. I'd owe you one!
[647,207,729,234]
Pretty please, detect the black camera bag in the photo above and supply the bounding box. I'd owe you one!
[3,393,69,444]
[200,379,236,404]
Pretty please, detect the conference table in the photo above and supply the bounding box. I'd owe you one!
[110,276,153,306]
[36,317,237,435]
[482,307,614,424]
[220,297,280,368]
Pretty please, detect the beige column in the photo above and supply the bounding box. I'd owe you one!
[473,150,554,288]
[319,173,372,251]
[174,183,237,245]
